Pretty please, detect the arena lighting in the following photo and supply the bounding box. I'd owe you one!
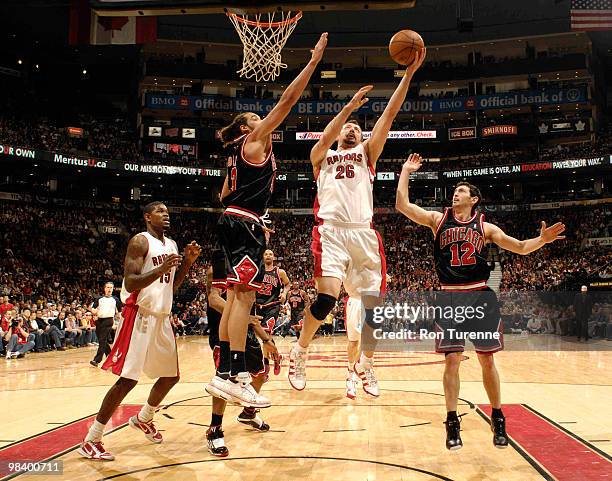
[82,69,87,75]
[17,59,22,65]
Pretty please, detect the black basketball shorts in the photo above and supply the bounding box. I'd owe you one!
[217,206,267,291]
[256,304,281,333]
[433,287,503,354]
[290,310,304,327]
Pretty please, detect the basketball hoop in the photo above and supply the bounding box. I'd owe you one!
[227,10,302,82]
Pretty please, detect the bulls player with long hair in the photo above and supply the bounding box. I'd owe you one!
[396,154,566,450]
[288,48,426,397]
[204,249,280,457]
[79,202,201,461]
[206,33,328,408]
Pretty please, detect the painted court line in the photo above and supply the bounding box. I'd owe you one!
[0,405,141,479]
[479,404,611,481]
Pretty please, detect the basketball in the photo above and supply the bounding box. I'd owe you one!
[389,29,425,66]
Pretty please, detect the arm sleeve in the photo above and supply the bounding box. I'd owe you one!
[91,297,101,309]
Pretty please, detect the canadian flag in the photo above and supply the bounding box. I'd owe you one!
[69,0,157,45]
[91,14,157,45]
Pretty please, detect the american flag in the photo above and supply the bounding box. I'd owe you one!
[571,0,612,30]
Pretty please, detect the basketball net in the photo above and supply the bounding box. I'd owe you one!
[227,10,302,82]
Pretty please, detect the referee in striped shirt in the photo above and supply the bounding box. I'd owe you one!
[90,282,121,367]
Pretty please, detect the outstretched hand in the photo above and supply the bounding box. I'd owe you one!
[347,85,373,111]
[540,221,566,244]
[310,32,328,63]
[401,153,423,173]
[406,47,426,75]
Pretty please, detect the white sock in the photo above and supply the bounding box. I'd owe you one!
[85,420,106,443]
[294,343,307,353]
[360,353,373,365]
[138,402,157,423]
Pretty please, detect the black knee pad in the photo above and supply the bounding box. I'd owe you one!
[310,293,336,321]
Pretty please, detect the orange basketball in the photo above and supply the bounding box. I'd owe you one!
[389,30,424,66]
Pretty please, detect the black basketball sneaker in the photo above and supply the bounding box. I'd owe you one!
[237,408,270,431]
[491,416,509,448]
[444,414,465,450]
[206,426,229,457]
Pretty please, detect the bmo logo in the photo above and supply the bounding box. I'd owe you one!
[150,96,176,106]
[465,98,476,109]
[179,97,190,107]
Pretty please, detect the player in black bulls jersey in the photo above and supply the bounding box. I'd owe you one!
[204,249,280,457]
[207,33,328,408]
[396,153,565,451]
[256,249,289,374]
[256,249,290,334]
[287,282,308,339]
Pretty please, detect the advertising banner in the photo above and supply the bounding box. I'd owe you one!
[481,125,518,137]
[448,127,476,140]
[296,130,437,141]
[145,87,588,114]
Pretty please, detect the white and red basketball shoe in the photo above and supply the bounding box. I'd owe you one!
[288,346,307,391]
[77,441,115,461]
[345,370,358,400]
[353,359,379,397]
[129,415,163,443]
[206,372,271,408]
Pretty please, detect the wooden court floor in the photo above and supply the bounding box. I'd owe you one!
[1,335,610,481]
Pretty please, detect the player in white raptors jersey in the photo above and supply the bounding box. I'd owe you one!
[79,201,201,461]
[289,47,426,397]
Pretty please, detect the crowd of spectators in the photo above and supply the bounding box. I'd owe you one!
[0,114,143,163]
[2,109,609,174]
[2,199,608,359]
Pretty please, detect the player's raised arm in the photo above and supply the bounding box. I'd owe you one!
[484,221,566,255]
[395,154,442,232]
[310,85,373,169]
[123,234,182,293]
[365,48,426,168]
[249,33,328,142]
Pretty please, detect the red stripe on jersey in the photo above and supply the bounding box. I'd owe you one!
[101,303,138,376]
[374,229,387,295]
[434,208,449,238]
[312,225,323,278]
[313,194,321,223]
[452,209,479,224]
[479,213,487,244]
[367,159,375,177]
[227,205,260,218]
[240,133,273,167]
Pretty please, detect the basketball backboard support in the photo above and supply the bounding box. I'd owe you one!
[90,0,416,16]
